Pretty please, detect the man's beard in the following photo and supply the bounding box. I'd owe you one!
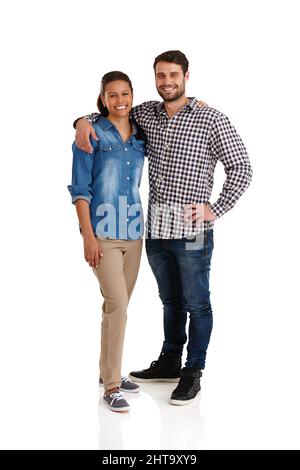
[157,85,185,102]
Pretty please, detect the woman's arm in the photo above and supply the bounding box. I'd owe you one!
[68,141,103,267]
[75,200,103,268]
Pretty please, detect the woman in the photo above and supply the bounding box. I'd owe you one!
[68,71,145,412]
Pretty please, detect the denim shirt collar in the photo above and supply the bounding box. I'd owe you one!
[98,116,114,131]
[97,116,138,136]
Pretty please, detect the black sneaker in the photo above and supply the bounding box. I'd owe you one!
[169,367,202,405]
[128,354,181,383]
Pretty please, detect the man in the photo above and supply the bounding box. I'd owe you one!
[74,50,252,405]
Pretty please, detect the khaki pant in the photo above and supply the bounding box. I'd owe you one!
[92,238,143,391]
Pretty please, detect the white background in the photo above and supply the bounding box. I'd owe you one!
[0,0,300,450]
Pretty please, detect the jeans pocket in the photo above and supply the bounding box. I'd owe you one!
[205,230,214,257]
[204,231,208,257]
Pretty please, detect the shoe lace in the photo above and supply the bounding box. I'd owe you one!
[149,360,159,369]
[110,392,124,404]
[121,376,129,383]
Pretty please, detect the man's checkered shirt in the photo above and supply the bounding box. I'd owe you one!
[86,98,252,239]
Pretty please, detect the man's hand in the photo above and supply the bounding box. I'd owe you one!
[83,235,103,268]
[76,119,99,153]
[184,203,217,226]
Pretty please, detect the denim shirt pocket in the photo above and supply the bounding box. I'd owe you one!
[99,144,124,153]
[132,143,145,168]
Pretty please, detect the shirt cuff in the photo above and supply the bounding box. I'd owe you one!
[210,201,226,219]
[71,196,91,206]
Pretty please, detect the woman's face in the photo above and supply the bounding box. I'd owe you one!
[101,80,133,119]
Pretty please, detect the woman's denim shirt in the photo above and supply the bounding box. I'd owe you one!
[68,117,145,240]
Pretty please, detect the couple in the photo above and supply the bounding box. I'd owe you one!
[68,50,252,413]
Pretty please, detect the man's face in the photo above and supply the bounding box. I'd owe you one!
[155,61,189,102]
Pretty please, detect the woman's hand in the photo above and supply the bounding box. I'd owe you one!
[83,235,103,268]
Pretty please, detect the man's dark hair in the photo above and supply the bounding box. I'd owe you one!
[153,50,189,75]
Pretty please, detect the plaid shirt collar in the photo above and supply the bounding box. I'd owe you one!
[155,97,198,116]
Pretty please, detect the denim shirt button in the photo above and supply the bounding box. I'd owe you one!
[127,161,130,165]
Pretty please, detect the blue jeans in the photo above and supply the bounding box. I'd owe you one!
[145,230,214,370]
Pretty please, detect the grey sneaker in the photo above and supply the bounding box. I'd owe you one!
[103,391,130,412]
[99,376,140,393]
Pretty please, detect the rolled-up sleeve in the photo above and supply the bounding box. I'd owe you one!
[67,141,95,205]
[210,114,253,218]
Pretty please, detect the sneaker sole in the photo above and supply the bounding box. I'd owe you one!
[169,396,199,406]
[103,400,130,412]
[128,375,180,383]
[99,382,140,393]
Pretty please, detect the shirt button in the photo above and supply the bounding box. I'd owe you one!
[127,161,130,165]
[127,176,130,180]
[127,204,130,208]
[126,218,129,222]
[109,147,112,150]
[125,148,128,151]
